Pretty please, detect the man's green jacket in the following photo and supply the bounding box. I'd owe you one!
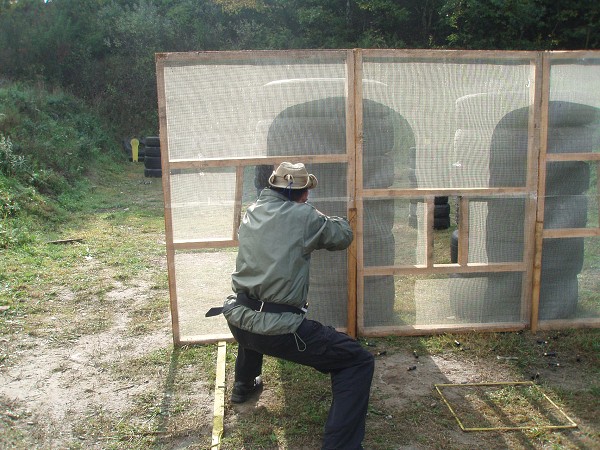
[224,188,353,335]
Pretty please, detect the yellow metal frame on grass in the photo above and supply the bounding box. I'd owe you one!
[434,381,577,432]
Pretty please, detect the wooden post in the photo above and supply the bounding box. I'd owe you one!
[347,208,358,338]
[426,196,435,268]
[156,53,181,346]
[353,49,365,336]
[233,165,244,241]
[530,52,551,332]
[520,52,544,323]
[458,196,470,266]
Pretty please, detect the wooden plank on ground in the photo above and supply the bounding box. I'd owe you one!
[211,341,227,449]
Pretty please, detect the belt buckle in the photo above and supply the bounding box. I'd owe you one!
[301,303,309,313]
[258,301,265,312]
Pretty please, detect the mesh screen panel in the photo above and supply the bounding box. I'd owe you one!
[164,58,349,159]
[158,51,600,342]
[175,250,236,338]
[170,168,237,242]
[537,57,600,323]
[161,53,352,340]
[363,274,525,327]
[359,54,535,332]
[304,163,349,329]
[362,58,534,189]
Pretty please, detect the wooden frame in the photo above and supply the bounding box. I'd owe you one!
[532,51,600,331]
[156,49,600,345]
[356,49,540,336]
[435,381,578,432]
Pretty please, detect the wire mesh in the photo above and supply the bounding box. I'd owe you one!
[157,50,600,342]
[537,56,600,323]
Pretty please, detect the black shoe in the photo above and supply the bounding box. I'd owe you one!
[231,376,263,403]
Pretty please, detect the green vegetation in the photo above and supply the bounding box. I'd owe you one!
[1,1,598,136]
[0,83,122,248]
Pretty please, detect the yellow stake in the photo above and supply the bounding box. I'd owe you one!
[130,138,140,162]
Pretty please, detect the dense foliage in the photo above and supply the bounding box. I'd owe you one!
[0,83,121,248]
[0,0,598,136]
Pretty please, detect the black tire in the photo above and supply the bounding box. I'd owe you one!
[144,156,162,170]
[363,232,395,266]
[363,155,395,189]
[541,238,584,275]
[408,147,417,168]
[144,168,162,178]
[407,167,417,186]
[543,194,588,229]
[408,203,450,229]
[364,199,395,235]
[122,138,133,153]
[545,162,590,195]
[144,145,161,158]
[434,216,450,230]
[254,165,273,190]
[539,273,579,320]
[144,156,161,170]
[363,117,395,157]
[144,136,160,146]
[308,200,347,218]
[306,163,347,198]
[451,229,459,263]
[451,272,522,323]
[434,203,450,219]
[363,275,396,326]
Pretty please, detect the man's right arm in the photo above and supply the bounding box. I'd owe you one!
[305,211,353,252]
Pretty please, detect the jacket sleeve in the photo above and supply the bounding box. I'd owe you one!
[304,209,353,253]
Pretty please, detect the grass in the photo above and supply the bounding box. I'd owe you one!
[0,170,167,345]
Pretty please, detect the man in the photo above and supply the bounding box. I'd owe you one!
[222,162,374,450]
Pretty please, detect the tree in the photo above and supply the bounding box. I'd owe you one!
[441,0,600,50]
[442,0,544,49]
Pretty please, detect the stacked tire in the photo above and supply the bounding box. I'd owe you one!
[261,96,399,327]
[450,95,599,322]
[361,100,398,326]
[143,136,162,178]
[486,102,598,320]
[261,97,348,327]
[407,147,450,229]
[538,101,599,319]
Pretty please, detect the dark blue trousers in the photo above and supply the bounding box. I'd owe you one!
[228,318,375,450]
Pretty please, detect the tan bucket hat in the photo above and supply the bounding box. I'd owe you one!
[268,162,318,190]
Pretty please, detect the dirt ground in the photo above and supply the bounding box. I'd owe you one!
[0,279,173,445]
[3,290,598,449]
